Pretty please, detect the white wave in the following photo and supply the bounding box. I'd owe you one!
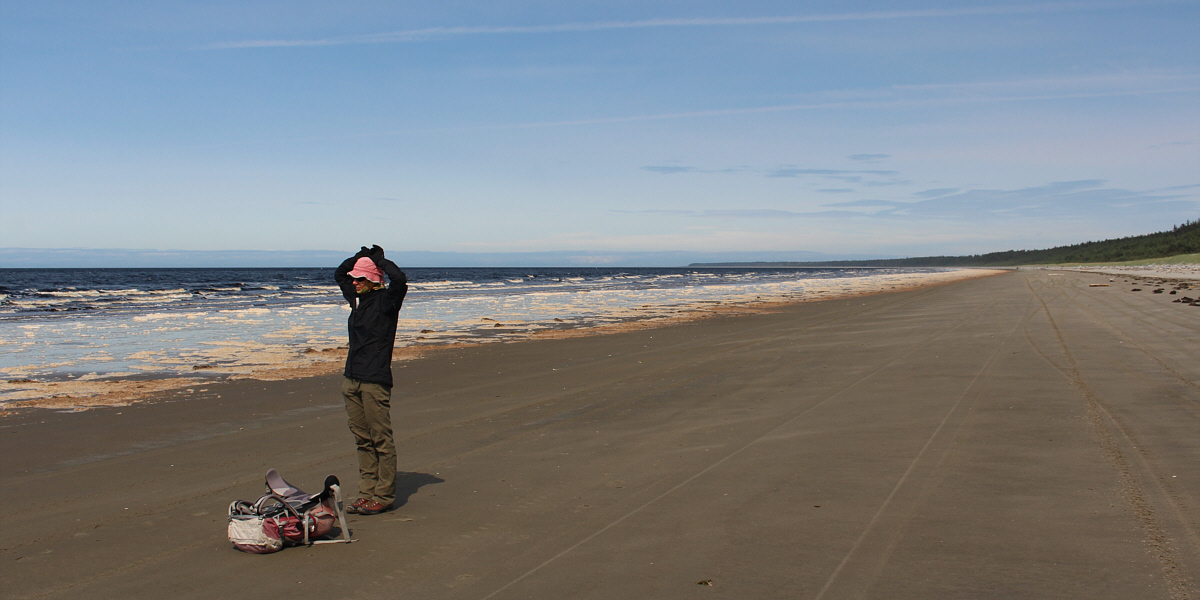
[101,288,188,296]
[132,312,207,322]
[38,289,104,298]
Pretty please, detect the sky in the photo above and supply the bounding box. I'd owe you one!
[1,1,1198,266]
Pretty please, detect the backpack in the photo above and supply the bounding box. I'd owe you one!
[227,469,353,553]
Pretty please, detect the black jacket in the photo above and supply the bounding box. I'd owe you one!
[335,254,408,386]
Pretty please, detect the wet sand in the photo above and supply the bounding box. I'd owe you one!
[2,269,1198,599]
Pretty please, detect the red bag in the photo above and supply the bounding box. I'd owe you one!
[278,499,337,543]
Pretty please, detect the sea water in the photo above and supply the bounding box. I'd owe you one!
[0,266,954,388]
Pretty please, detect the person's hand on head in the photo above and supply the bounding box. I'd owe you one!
[370,245,385,259]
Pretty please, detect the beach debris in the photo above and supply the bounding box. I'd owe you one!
[1153,289,1164,294]
[494,323,504,327]
[1173,297,1195,303]
[193,364,215,370]
[696,579,714,586]
[1131,288,1142,292]
[1088,284,1109,287]
[7,378,36,384]
[481,318,497,322]
[420,329,434,333]
[554,318,564,322]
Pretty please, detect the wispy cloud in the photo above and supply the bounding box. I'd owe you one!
[473,71,1200,132]
[641,165,698,174]
[823,199,907,208]
[613,209,807,218]
[841,180,1198,220]
[705,209,806,218]
[1148,140,1196,149]
[914,188,960,198]
[768,167,898,178]
[614,180,1199,222]
[640,163,904,186]
[204,2,1162,49]
[176,70,1200,151]
[848,154,890,162]
[611,209,696,215]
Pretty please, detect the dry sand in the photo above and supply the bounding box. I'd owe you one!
[2,269,1198,599]
[1026,263,1200,281]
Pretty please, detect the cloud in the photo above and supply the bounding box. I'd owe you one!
[610,209,697,215]
[767,167,898,178]
[817,188,855,193]
[639,163,902,186]
[184,70,1200,149]
[822,199,907,208]
[479,71,1200,132]
[641,165,747,175]
[848,154,890,162]
[863,178,912,187]
[612,208,804,218]
[868,180,1199,220]
[641,165,698,175]
[1148,140,1196,149]
[206,3,1151,49]
[703,209,805,218]
[1152,183,1200,192]
[612,180,1199,223]
[914,188,960,198]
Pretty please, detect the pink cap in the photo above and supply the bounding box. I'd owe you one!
[348,257,384,283]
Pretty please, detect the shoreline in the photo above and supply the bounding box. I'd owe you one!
[1,268,1006,412]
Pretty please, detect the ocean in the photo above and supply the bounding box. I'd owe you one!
[0,266,962,405]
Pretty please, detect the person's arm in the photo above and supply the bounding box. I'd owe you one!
[379,259,408,310]
[367,245,408,310]
[335,247,372,306]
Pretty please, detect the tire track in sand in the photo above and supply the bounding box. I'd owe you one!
[1025,275,1195,600]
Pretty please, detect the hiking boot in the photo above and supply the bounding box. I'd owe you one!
[346,497,372,514]
[357,500,392,515]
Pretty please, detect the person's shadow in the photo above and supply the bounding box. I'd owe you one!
[393,472,444,508]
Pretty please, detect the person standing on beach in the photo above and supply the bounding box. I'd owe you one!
[335,245,408,515]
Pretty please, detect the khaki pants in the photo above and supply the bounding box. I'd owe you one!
[341,377,396,505]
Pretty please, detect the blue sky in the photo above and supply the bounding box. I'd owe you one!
[2,1,1198,265]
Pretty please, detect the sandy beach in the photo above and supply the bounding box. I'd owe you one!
[2,269,1198,599]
